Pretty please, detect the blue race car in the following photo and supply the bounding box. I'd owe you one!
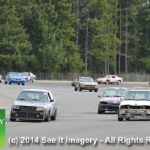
[4,72,25,85]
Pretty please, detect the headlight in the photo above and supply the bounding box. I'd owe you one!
[13,105,20,109]
[36,107,44,111]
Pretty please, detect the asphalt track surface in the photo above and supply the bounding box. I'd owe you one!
[0,81,150,150]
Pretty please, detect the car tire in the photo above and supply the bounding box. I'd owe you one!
[9,82,11,84]
[79,85,82,91]
[22,83,25,85]
[118,117,123,121]
[5,81,7,84]
[44,111,50,122]
[125,118,130,121]
[94,89,98,92]
[117,80,121,84]
[98,109,104,114]
[51,109,57,121]
[105,80,109,84]
[18,83,20,85]
[89,90,92,92]
[32,79,34,82]
[74,85,77,91]
[10,118,16,121]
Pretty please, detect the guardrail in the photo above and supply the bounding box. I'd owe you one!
[0,71,150,82]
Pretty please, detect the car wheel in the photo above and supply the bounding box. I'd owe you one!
[9,82,11,84]
[117,80,121,84]
[118,117,123,121]
[22,83,25,85]
[125,118,130,121]
[105,80,109,84]
[98,110,104,114]
[32,79,34,82]
[51,109,57,121]
[89,90,92,92]
[79,85,82,91]
[94,89,98,92]
[18,83,20,85]
[5,81,7,84]
[10,118,16,121]
[74,85,77,91]
[44,111,50,122]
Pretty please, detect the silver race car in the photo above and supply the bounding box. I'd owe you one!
[20,72,36,82]
[10,89,57,122]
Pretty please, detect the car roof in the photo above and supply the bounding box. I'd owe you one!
[106,87,128,90]
[129,90,150,91]
[22,89,50,92]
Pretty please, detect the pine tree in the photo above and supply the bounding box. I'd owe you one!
[0,0,32,71]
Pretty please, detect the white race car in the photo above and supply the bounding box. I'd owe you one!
[96,75,123,84]
[118,90,150,121]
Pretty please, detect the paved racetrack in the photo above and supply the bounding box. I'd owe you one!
[1,81,150,150]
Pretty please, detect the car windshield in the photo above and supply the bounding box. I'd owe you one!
[17,91,48,102]
[79,78,94,82]
[9,72,17,76]
[103,89,128,97]
[10,73,22,77]
[124,91,150,100]
[20,73,28,76]
[104,76,110,78]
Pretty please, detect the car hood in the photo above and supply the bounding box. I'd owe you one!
[101,97,122,104]
[80,82,97,85]
[120,100,150,106]
[10,76,24,79]
[14,100,48,107]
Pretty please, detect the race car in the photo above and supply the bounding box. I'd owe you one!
[4,72,25,85]
[96,75,123,84]
[118,90,150,121]
[74,77,98,92]
[10,89,57,122]
[98,87,128,114]
[20,72,36,82]
[71,79,77,86]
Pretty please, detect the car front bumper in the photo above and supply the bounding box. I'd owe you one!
[10,80,25,83]
[119,109,150,118]
[10,111,46,120]
[81,85,98,90]
[98,104,119,111]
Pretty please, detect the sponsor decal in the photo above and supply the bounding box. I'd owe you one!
[0,109,5,147]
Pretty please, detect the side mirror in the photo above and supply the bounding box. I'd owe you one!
[50,99,54,102]
[98,95,101,98]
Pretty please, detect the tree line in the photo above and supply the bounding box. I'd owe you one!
[0,0,149,74]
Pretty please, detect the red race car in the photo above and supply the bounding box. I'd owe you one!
[96,75,123,85]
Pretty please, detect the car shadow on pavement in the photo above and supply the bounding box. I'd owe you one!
[6,118,43,123]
